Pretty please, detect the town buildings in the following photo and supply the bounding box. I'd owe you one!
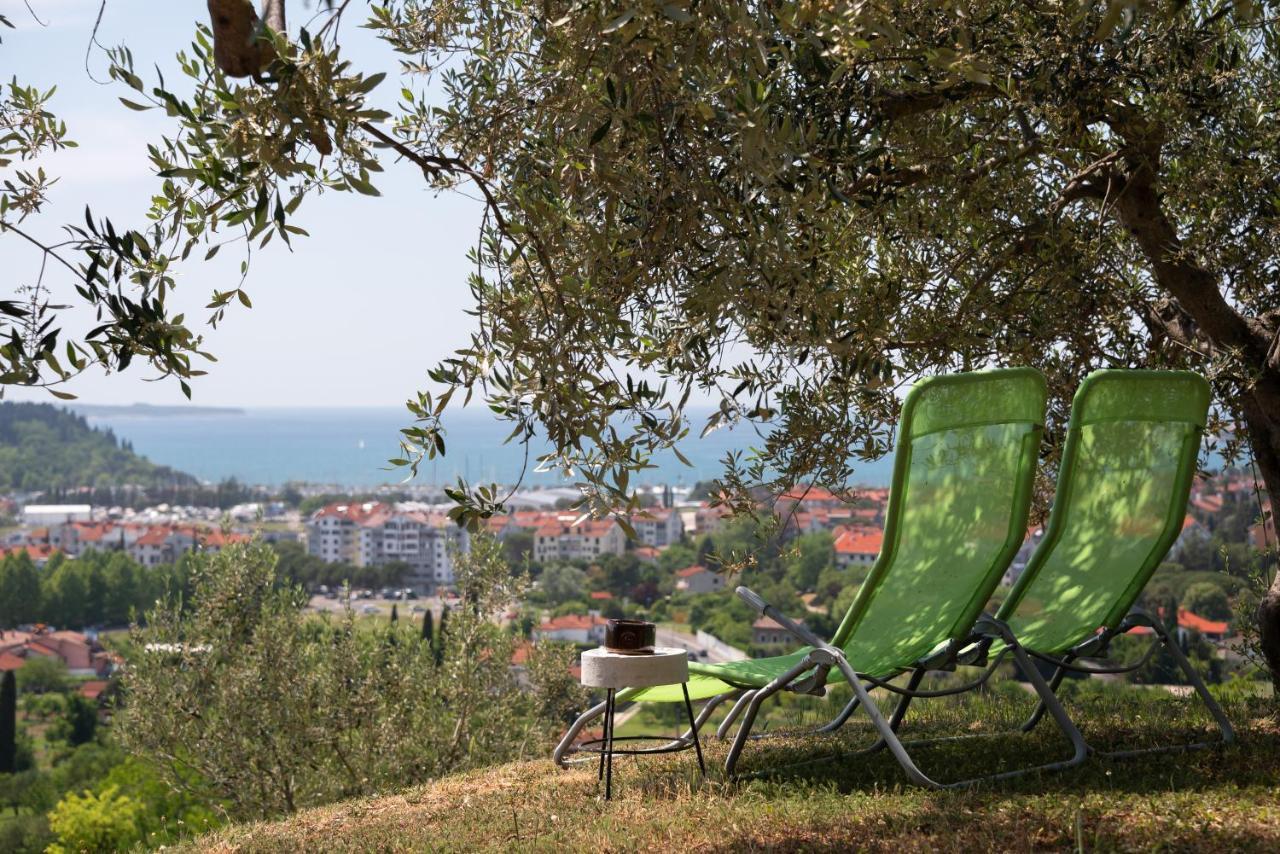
[674,564,726,594]
[0,627,116,677]
[305,502,468,591]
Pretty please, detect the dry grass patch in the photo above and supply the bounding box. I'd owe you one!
[191,692,1279,853]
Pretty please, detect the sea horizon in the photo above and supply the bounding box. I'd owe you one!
[79,405,898,490]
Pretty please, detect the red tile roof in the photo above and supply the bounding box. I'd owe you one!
[537,614,605,632]
[1178,608,1229,635]
[0,651,24,671]
[676,564,711,578]
[834,526,883,556]
[135,527,169,546]
[589,591,613,600]
[78,680,109,700]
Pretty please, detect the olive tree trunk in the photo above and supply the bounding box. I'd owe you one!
[207,0,285,78]
[1106,129,1280,691]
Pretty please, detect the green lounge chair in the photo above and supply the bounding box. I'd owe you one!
[553,368,1089,787]
[986,369,1235,754]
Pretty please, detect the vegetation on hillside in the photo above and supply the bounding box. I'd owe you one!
[191,688,1278,853]
[0,549,190,630]
[0,403,196,493]
[115,537,583,820]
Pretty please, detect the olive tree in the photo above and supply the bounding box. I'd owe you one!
[4,4,1280,678]
[115,538,577,819]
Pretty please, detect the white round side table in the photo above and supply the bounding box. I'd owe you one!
[579,647,706,799]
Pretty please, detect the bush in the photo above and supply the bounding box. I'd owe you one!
[0,814,55,854]
[14,656,68,695]
[116,538,578,820]
[46,784,144,854]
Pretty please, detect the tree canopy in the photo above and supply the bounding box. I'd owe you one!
[3,2,1279,674]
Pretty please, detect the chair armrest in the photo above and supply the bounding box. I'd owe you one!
[735,585,827,649]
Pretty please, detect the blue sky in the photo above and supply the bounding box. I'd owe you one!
[2,0,485,408]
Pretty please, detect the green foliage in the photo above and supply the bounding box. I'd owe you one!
[0,402,196,490]
[358,0,1280,535]
[536,563,589,606]
[0,814,54,854]
[270,540,410,590]
[14,656,67,695]
[46,784,145,854]
[1182,581,1234,621]
[48,695,97,748]
[0,670,14,774]
[783,532,836,592]
[0,548,183,630]
[0,551,40,628]
[116,537,574,820]
[95,757,221,846]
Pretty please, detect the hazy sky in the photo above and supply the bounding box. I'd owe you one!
[2,0,485,408]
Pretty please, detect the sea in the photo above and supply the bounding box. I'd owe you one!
[83,407,896,490]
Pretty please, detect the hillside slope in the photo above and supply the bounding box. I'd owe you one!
[192,693,1278,853]
[0,401,197,491]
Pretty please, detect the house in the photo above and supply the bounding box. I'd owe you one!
[833,526,883,568]
[693,502,730,535]
[589,591,614,602]
[306,501,389,564]
[533,517,627,563]
[627,507,684,548]
[305,502,467,591]
[534,614,607,645]
[359,510,467,591]
[128,526,172,567]
[752,616,803,648]
[674,564,725,595]
[633,545,660,563]
[0,628,115,677]
[1176,608,1230,642]
[1130,607,1231,643]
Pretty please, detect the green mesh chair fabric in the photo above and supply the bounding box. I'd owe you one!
[626,368,1047,704]
[997,370,1210,655]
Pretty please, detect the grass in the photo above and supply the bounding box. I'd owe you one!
[190,685,1279,852]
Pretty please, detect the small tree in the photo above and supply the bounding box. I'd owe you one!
[434,606,449,667]
[45,785,144,854]
[1183,581,1234,622]
[0,670,15,774]
[116,538,567,820]
[421,608,434,645]
[15,657,68,695]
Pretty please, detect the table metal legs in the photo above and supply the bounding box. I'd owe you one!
[595,685,704,800]
[598,688,615,798]
[682,683,706,776]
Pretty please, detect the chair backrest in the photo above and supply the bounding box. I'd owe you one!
[830,368,1047,675]
[997,370,1210,654]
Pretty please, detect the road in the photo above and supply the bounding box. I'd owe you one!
[655,625,746,664]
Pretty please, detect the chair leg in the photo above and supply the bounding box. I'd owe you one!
[724,660,816,777]
[553,698,609,768]
[828,636,1088,789]
[716,690,757,739]
[1020,654,1074,733]
[1097,622,1235,758]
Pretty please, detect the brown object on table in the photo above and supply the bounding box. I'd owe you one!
[604,619,656,655]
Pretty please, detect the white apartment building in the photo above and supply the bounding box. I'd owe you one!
[305,502,467,591]
[628,507,684,548]
[533,517,627,563]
